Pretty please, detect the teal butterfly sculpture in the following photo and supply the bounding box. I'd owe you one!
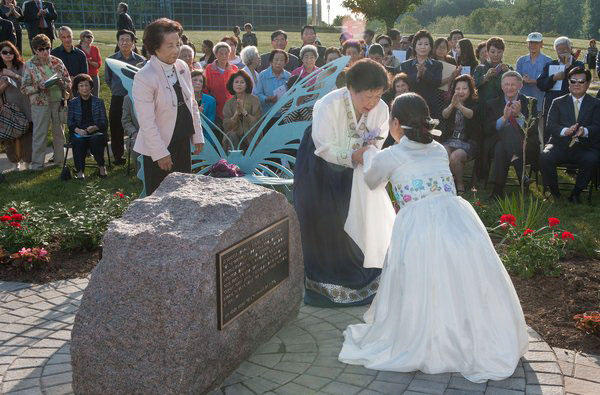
[106,56,350,197]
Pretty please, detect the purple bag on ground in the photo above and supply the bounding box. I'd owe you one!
[206,159,245,178]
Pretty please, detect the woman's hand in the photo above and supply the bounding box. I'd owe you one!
[75,127,87,136]
[157,155,173,171]
[89,61,99,68]
[451,92,461,108]
[351,146,371,166]
[193,143,204,154]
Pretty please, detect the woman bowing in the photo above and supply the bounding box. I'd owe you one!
[294,59,395,307]
[132,18,204,195]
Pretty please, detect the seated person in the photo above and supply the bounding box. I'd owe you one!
[222,70,262,151]
[121,94,140,170]
[382,73,411,148]
[324,47,341,64]
[67,73,108,179]
[485,71,539,198]
[540,67,600,203]
[441,74,481,193]
[191,70,217,123]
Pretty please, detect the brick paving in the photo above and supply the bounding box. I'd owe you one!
[0,279,595,394]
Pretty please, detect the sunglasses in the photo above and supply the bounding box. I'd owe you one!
[1,50,14,55]
[36,47,51,52]
[569,78,587,84]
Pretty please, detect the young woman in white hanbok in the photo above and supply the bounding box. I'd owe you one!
[338,93,529,383]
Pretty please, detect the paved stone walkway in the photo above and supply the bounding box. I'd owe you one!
[0,279,597,395]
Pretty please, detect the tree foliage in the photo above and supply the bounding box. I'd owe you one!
[582,0,600,38]
[342,0,424,31]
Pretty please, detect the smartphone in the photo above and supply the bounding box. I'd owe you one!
[495,63,503,72]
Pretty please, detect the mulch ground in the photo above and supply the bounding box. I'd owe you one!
[1,252,599,354]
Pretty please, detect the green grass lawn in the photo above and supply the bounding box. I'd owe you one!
[2,30,599,255]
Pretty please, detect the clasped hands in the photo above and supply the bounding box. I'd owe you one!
[564,123,585,138]
[351,145,374,166]
[74,125,99,136]
[502,100,522,122]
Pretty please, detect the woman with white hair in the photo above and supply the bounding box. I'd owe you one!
[178,44,201,71]
[241,45,260,93]
[536,36,584,142]
[291,44,320,80]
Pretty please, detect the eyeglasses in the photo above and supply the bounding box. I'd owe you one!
[36,47,51,52]
[84,35,93,39]
[1,50,14,55]
[569,78,587,84]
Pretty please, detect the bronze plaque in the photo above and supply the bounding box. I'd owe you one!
[216,217,289,329]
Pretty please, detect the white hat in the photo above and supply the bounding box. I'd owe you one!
[527,32,543,42]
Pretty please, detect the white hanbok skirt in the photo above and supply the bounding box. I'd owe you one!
[338,193,529,383]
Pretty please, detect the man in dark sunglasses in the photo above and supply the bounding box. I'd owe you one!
[540,66,600,203]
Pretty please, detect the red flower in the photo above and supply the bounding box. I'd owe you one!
[523,228,534,236]
[114,192,125,198]
[548,217,560,227]
[474,201,482,207]
[561,231,575,241]
[9,222,21,228]
[8,207,17,214]
[10,214,23,221]
[500,214,516,226]
[0,215,11,222]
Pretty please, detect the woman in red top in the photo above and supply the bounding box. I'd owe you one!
[203,41,238,126]
[78,30,102,96]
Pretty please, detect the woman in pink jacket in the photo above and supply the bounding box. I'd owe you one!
[132,18,204,195]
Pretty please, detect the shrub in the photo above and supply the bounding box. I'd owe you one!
[0,204,53,254]
[573,312,600,337]
[9,247,50,271]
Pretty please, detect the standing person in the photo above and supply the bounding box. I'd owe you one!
[67,73,108,179]
[255,49,290,115]
[456,38,478,75]
[342,39,364,67]
[222,70,261,151]
[363,29,374,55]
[1,0,23,53]
[289,25,326,67]
[400,30,443,122]
[586,39,597,79]
[240,45,260,92]
[222,36,244,69]
[441,74,481,194]
[258,30,299,72]
[448,29,464,59]
[516,32,551,146]
[0,40,31,171]
[232,26,242,54]
[473,37,512,182]
[203,41,238,124]
[291,45,319,80]
[116,2,134,33]
[242,23,257,48]
[338,92,528,383]
[388,29,402,51]
[180,34,195,54]
[198,39,215,67]
[20,34,70,171]
[77,30,101,96]
[376,35,401,72]
[325,47,341,64]
[22,0,56,48]
[0,11,15,45]
[537,36,584,143]
[133,18,204,196]
[105,29,144,165]
[540,67,600,203]
[51,26,88,78]
[476,41,488,65]
[190,70,216,123]
[293,59,392,307]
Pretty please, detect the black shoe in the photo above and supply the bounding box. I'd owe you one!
[114,158,126,165]
[568,194,582,204]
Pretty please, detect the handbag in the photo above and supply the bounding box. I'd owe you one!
[0,93,29,142]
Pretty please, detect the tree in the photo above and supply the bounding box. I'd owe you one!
[342,0,424,32]
[397,15,422,34]
[333,14,353,27]
[582,0,600,38]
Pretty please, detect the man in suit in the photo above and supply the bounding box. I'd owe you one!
[0,16,16,45]
[23,0,57,47]
[289,25,326,67]
[116,2,134,33]
[540,67,600,203]
[486,71,539,198]
[258,30,299,73]
[448,29,464,60]
[536,36,584,143]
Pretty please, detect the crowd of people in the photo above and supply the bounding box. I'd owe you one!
[0,1,598,203]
